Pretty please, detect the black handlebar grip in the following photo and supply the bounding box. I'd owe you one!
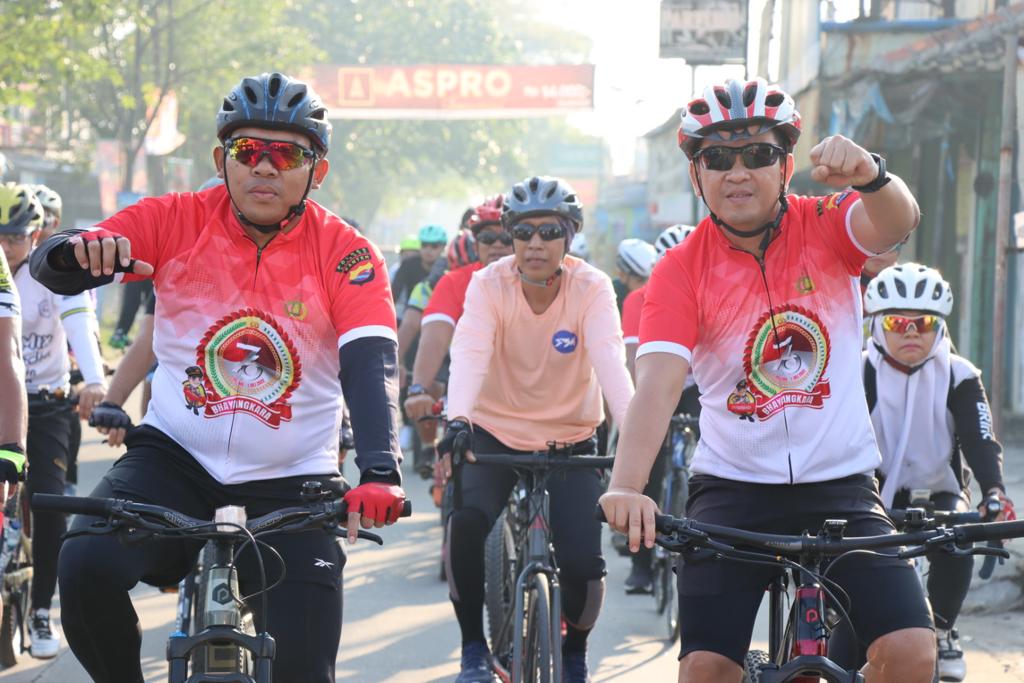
[401,500,413,518]
[595,505,607,523]
[32,494,115,517]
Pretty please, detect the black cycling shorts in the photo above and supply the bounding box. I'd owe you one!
[677,473,933,665]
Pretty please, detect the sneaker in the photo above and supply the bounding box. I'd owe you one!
[624,558,654,595]
[109,329,131,350]
[562,651,590,683]
[28,608,60,659]
[456,640,497,683]
[936,628,966,682]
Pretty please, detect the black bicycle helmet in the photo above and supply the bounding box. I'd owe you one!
[0,183,45,235]
[501,176,583,233]
[217,72,332,154]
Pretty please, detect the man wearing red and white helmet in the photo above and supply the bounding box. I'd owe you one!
[601,77,933,682]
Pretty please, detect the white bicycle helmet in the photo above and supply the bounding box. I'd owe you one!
[616,238,657,279]
[864,263,953,316]
[569,233,590,261]
[33,184,62,215]
[655,224,696,260]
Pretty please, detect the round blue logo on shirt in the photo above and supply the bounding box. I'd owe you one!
[552,330,578,354]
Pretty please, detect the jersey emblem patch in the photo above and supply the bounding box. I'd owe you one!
[742,305,832,420]
[815,191,852,216]
[336,247,371,273]
[348,260,375,285]
[194,308,302,428]
[552,330,578,354]
[284,300,307,321]
[726,379,756,422]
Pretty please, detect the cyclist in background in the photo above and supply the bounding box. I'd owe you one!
[438,176,633,683]
[29,72,406,683]
[569,232,590,262]
[1,182,107,658]
[392,223,447,324]
[599,77,934,683]
[403,196,513,431]
[0,239,27,622]
[862,263,1015,682]
[616,238,657,380]
[389,234,421,282]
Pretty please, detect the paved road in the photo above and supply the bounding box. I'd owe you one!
[1,415,1022,681]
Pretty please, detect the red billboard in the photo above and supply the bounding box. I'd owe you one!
[308,64,594,119]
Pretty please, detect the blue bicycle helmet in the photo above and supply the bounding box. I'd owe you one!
[217,72,332,154]
[418,224,448,245]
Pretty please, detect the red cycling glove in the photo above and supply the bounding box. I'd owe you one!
[344,483,406,524]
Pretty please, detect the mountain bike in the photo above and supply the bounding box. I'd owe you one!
[0,482,31,668]
[652,413,698,641]
[458,441,613,683]
[33,484,410,682]
[597,505,1022,683]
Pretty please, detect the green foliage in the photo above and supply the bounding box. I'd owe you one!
[5,0,597,220]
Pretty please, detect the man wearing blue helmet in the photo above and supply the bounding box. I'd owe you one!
[30,72,406,682]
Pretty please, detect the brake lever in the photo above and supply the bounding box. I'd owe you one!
[971,545,1010,559]
[330,527,384,545]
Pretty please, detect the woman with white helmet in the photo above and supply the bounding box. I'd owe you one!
[862,262,1014,682]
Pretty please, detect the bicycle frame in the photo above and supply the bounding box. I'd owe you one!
[510,468,562,683]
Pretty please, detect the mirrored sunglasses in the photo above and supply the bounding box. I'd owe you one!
[695,142,785,172]
[881,314,941,335]
[225,136,315,171]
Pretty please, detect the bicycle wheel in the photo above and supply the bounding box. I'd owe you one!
[518,573,553,683]
[741,649,770,683]
[191,544,254,676]
[484,510,516,660]
[0,489,31,668]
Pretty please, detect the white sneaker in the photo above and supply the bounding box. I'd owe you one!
[28,608,60,659]
[936,628,966,682]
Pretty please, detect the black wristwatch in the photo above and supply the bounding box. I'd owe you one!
[407,383,428,397]
[851,153,892,193]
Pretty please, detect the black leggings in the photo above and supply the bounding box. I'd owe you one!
[892,489,974,630]
[26,404,75,610]
[57,426,345,683]
[446,427,606,654]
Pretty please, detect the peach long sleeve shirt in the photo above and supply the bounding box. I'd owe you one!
[447,255,634,451]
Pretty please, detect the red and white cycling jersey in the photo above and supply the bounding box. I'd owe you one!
[639,192,881,484]
[421,262,483,328]
[99,186,396,483]
[620,285,645,345]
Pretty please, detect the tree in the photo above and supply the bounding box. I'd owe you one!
[287,0,593,224]
[34,0,314,190]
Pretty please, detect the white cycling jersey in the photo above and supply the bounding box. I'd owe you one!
[14,261,104,393]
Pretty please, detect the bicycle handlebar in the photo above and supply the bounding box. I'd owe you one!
[33,493,412,540]
[595,506,1024,558]
[888,508,981,529]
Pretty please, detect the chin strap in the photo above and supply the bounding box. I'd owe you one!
[518,266,563,288]
[872,341,927,376]
[222,154,318,234]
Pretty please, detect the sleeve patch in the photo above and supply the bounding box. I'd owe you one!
[816,191,853,216]
[336,247,371,274]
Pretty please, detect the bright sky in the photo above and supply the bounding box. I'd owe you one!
[537,0,862,175]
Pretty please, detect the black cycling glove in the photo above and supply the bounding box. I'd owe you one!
[0,444,26,486]
[437,419,471,458]
[88,401,133,431]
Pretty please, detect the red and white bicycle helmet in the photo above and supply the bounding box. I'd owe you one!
[678,77,801,159]
[467,195,503,234]
[446,230,478,269]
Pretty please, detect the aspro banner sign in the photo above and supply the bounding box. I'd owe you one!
[659,0,748,65]
[308,64,594,119]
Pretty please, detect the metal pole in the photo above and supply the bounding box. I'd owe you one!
[990,33,1017,436]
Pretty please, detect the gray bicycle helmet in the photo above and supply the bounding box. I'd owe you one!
[501,176,583,233]
[216,72,332,154]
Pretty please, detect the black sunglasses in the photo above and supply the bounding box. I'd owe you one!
[476,231,513,246]
[511,222,567,242]
[695,142,786,172]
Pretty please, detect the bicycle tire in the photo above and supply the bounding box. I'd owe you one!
[520,573,553,683]
[0,488,31,668]
[190,544,254,676]
[484,510,516,659]
[741,649,770,683]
